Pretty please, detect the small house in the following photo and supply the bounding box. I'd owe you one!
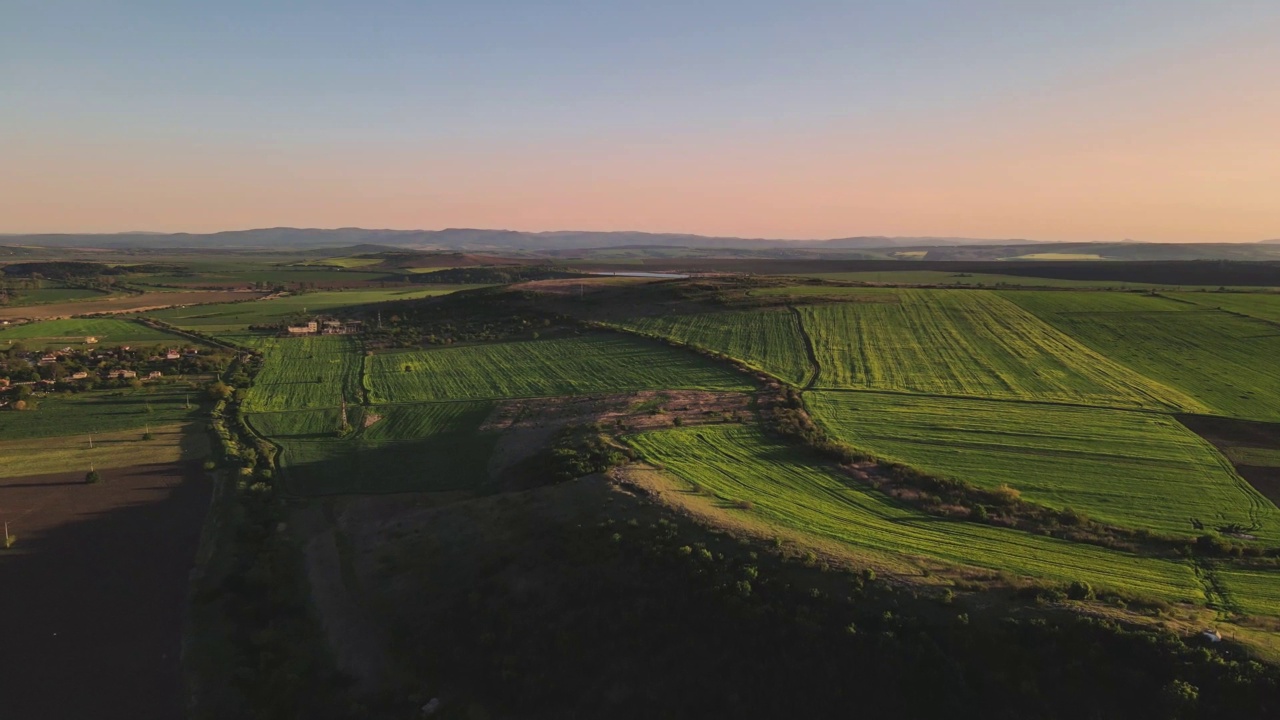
[148,371,163,379]
[71,371,89,380]
[85,336,98,344]
[165,350,181,360]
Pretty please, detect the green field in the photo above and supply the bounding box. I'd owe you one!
[798,290,1199,410]
[127,267,393,287]
[365,334,752,403]
[0,317,190,349]
[249,401,496,494]
[2,286,109,306]
[1005,292,1280,421]
[1171,292,1280,324]
[241,336,363,412]
[1218,567,1280,616]
[0,423,203,479]
[610,309,813,385]
[807,392,1275,538]
[626,424,1204,601]
[145,287,483,337]
[794,271,1163,289]
[1227,447,1280,467]
[0,385,203,439]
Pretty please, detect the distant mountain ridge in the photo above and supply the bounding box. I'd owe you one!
[0,227,1036,251]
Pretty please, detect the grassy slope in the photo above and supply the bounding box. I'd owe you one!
[1004,292,1280,422]
[799,290,1200,411]
[793,271,1166,289]
[626,424,1202,602]
[241,335,363,412]
[609,308,812,385]
[248,401,496,494]
[0,317,188,348]
[807,392,1276,539]
[365,334,751,403]
[4,287,108,306]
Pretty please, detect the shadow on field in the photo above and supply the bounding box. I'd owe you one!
[0,459,212,720]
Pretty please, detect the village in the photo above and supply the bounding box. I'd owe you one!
[282,316,363,336]
[0,341,234,407]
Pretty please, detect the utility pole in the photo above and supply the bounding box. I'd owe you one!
[87,433,93,450]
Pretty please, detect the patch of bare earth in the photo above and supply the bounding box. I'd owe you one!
[1178,414,1280,506]
[482,390,752,476]
[0,459,212,720]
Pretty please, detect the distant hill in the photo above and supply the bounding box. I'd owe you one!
[2,228,1279,261]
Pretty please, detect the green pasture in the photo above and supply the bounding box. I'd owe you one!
[1171,292,1280,324]
[1005,292,1280,421]
[1,286,109,306]
[365,334,751,403]
[791,272,1162,289]
[807,392,1275,538]
[1217,567,1280,616]
[0,317,191,349]
[0,385,203,440]
[248,401,496,494]
[610,308,813,385]
[626,424,1203,602]
[797,290,1199,410]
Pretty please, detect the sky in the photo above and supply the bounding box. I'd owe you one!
[2,0,1278,241]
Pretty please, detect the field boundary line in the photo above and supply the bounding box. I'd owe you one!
[788,305,820,390]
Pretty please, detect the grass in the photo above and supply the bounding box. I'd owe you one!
[248,401,497,494]
[1226,447,1280,467]
[0,385,203,440]
[1217,567,1280,616]
[609,308,813,385]
[240,335,363,412]
[127,268,392,287]
[625,424,1203,601]
[365,334,752,403]
[1171,292,1280,324]
[0,318,190,349]
[798,290,1199,410]
[2,286,109,306]
[0,423,205,479]
[145,287,483,337]
[1005,292,1280,421]
[806,392,1276,539]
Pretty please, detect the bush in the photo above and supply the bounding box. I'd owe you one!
[1067,581,1095,601]
[85,470,101,484]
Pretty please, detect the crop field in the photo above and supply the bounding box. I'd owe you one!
[0,317,189,349]
[797,290,1199,410]
[1217,567,1280,617]
[2,286,108,306]
[127,268,393,288]
[0,423,203,479]
[626,425,1204,601]
[249,401,496,494]
[1171,292,1280,324]
[610,309,813,385]
[365,334,751,403]
[806,392,1275,538]
[145,287,482,337]
[1005,292,1280,421]
[794,271,1165,289]
[0,386,202,439]
[241,335,363,412]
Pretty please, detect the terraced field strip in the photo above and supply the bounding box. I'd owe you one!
[365,334,752,403]
[144,286,483,337]
[1004,292,1280,422]
[1216,567,1280,617]
[247,401,496,495]
[609,308,814,385]
[0,317,191,349]
[4,286,110,306]
[626,425,1203,602]
[1170,292,1280,325]
[789,272,1167,289]
[799,290,1199,410]
[241,335,363,412]
[807,392,1277,539]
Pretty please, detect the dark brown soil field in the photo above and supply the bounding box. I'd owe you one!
[1179,415,1280,506]
[0,460,212,719]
